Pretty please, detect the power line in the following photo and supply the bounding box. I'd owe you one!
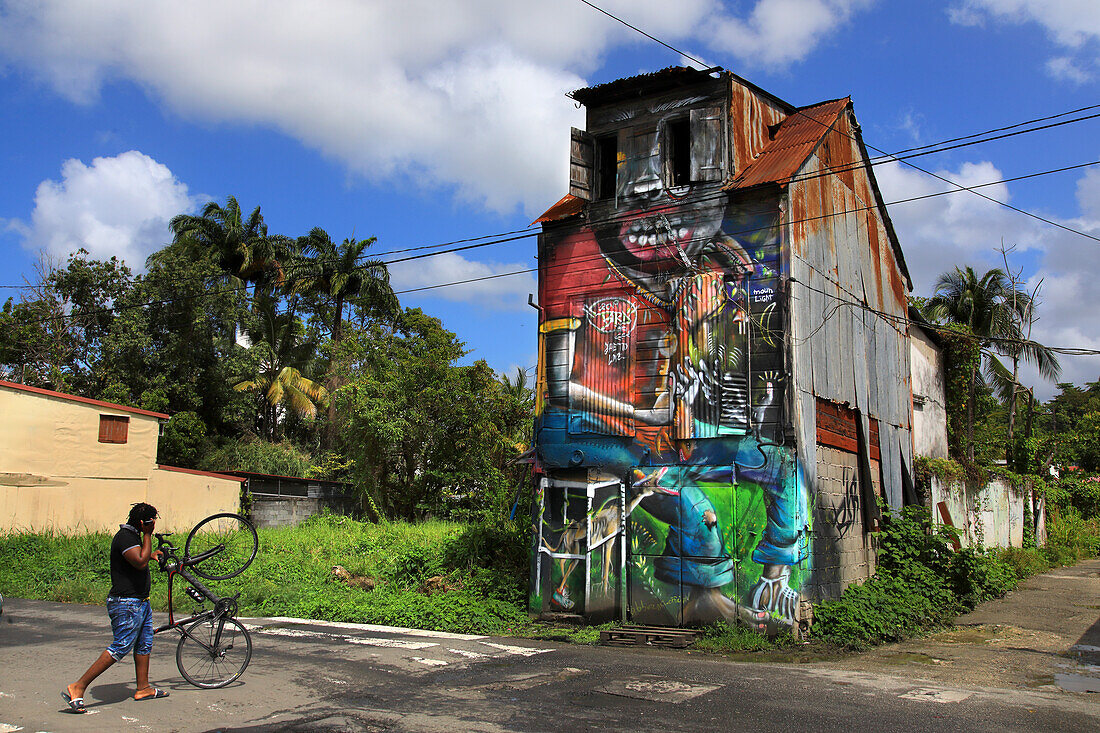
[2,96,1098,298]
[577,0,709,69]
[10,155,1100,327]
[576,0,1100,245]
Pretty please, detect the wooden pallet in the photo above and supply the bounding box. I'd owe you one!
[600,626,699,648]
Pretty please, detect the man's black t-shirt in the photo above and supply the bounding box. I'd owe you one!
[109,525,150,599]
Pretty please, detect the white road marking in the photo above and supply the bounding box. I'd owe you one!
[0,692,11,697]
[121,716,139,723]
[345,637,438,650]
[0,724,24,732]
[255,626,437,650]
[447,648,491,659]
[410,657,449,667]
[243,616,486,641]
[323,677,349,685]
[900,688,973,703]
[478,641,553,657]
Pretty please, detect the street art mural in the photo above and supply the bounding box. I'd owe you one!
[532,116,812,630]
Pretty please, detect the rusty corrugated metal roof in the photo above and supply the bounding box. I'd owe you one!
[532,194,585,225]
[728,98,850,191]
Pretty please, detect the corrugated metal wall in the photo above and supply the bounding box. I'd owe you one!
[786,110,912,510]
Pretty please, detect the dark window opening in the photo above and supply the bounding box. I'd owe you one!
[596,134,618,200]
[666,118,691,187]
[99,414,130,444]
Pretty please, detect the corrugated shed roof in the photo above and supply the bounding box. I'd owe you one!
[532,194,585,225]
[569,66,717,106]
[728,98,850,191]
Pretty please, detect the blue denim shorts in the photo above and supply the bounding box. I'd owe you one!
[106,596,153,660]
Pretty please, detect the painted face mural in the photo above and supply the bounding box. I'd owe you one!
[533,113,810,630]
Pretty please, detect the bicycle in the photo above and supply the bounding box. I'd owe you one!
[152,513,259,689]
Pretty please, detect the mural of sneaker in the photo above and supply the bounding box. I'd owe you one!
[747,566,798,623]
[552,589,575,610]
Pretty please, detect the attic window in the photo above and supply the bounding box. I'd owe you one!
[99,414,130,444]
[596,134,618,200]
[664,118,691,188]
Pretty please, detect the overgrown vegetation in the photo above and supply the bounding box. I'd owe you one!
[0,514,533,635]
[0,198,533,523]
[812,503,1100,649]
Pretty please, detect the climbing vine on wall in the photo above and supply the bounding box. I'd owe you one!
[939,324,981,461]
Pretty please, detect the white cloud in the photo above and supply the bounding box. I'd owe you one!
[1047,56,1093,84]
[20,150,197,269]
[0,1,875,217]
[879,157,1100,397]
[876,159,1030,292]
[704,0,874,67]
[950,1,1100,83]
[388,252,537,310]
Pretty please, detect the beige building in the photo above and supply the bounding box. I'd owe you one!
[909,310,949,460]
[0,379,241,533]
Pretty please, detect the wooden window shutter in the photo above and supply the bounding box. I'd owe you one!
[568,127,595,201]
[690,106,725,182]
[99,415,130,444]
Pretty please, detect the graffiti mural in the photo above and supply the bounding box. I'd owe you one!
[533,113,811,629]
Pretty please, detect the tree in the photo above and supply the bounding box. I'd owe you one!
[0,250,133,394]
[290,227,398,449]
[233,295,327,441]
[333,309,529,520]
[163,196,287,291]
[927,265,1061,461]
[291,228,397,343]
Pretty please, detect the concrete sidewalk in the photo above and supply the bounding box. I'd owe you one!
[830,557,1100,694]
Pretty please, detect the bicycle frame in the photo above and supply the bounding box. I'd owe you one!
[152,536,237,649]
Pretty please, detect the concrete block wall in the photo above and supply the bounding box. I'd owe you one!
[249,495,360,528]
[805,445,877,601]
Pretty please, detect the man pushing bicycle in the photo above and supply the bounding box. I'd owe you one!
[62,502,170,713]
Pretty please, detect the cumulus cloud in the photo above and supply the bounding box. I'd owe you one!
[19,150,197,269]
[875,159,1030,291]
[0,1,875,217]
[704,0,874,67]
[387,252,537,310]
[950,1,1100,83]
[878,157,1100,395]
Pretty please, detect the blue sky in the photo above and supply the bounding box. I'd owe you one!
[1,1,1099,398]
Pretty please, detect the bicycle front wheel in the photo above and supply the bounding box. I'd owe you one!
[185,513,258,580]
[176,617,253,689]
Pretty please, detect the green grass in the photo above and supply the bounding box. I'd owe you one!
[0,513,531,635]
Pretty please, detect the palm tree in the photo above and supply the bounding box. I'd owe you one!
[164,196,287,291]
[290,228,397,342]
[926,266,1060,461]
[233,295,327,440]
[501,366,535,413]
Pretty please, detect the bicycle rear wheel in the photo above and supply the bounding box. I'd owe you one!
[185,513,258,580]
[176,616,253,689]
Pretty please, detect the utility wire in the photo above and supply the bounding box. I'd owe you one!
[11,156,1100,327]
[577,0,709,69]
[576,0,1100,244]
[3,99,1099,296]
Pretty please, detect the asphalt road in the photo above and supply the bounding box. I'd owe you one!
[1,598,1098,732]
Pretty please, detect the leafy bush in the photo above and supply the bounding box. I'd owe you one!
[200,436,313,477]
[813,506,1025,648]
[996,547,1050,579]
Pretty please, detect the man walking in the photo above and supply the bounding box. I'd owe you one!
[62,502,169,713]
